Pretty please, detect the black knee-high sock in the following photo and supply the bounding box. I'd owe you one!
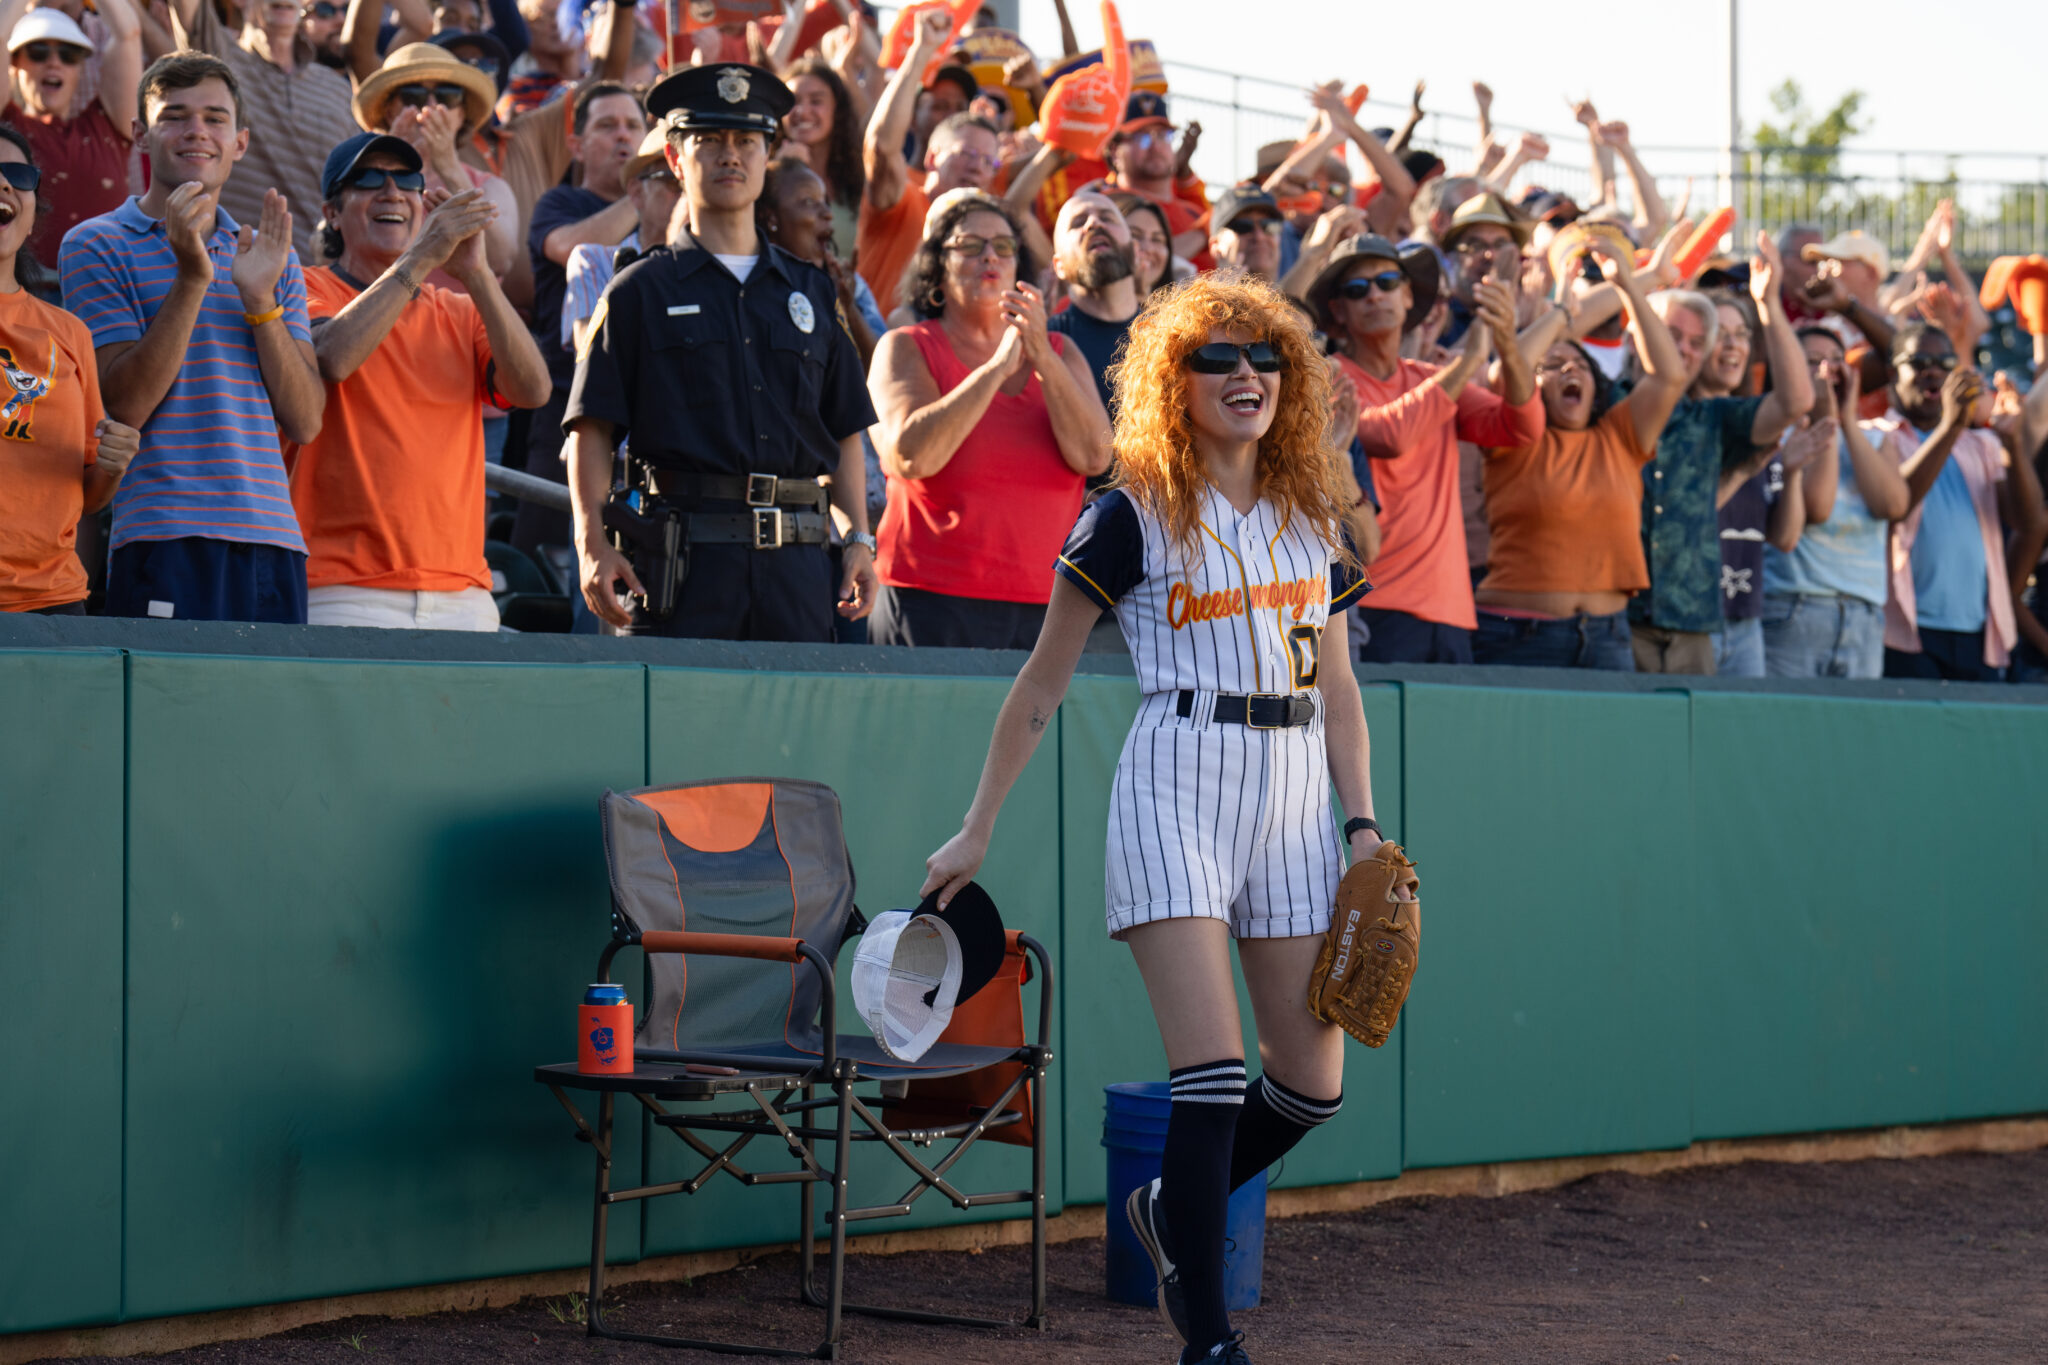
[1161,1058,1244,1356]
[1229,1074,1342,1192]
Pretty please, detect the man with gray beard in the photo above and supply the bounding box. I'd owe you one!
[1047,189,1140,423]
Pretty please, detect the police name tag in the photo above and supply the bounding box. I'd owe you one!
[788,291,815,333]
[667,305,701,316]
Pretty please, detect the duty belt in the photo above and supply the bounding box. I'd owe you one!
[639,469,829,513]
[1176,689,1316,729]
[635,469,829,549]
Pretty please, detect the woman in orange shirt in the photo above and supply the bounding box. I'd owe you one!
[0,125,138,614]
[1472,240,1684,668]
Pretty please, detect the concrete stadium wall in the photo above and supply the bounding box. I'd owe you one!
[4,622,2045,1336]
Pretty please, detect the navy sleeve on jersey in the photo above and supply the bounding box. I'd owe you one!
[1055,490,1145,609]
[1348,435,1379,511]
[1331,526,1371,610]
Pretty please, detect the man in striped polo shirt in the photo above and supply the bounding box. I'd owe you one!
[59,51,326,622]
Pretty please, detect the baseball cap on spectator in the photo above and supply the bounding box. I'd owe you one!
[1115,90,1172,139]
[429,29,512,94]
[1802,229,1890,277]
[7,8,94,52]
[1443,190,1532,250]
[929,64,980,105]
[1400,149,1443,185]
[320,132,424,202]
[354,42,498,136]
[1523,188,1580,227]
[1213,182,1281,230]
[1306,233,1438,332]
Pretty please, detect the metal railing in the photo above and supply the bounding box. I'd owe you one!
[1160,60,2048,265]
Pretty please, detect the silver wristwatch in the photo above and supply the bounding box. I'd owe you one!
[846,531,879,553]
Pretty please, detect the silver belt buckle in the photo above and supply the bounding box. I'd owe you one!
[752,507,786,549]
[745,472,778,507]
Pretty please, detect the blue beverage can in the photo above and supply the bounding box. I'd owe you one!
[584,984,628,1007]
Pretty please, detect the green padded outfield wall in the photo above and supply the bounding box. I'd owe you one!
[0,651,126,1332]
[120,655,647,1319]
[3,639,2046,1338]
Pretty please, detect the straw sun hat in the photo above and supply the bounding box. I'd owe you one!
[353,42,497,138]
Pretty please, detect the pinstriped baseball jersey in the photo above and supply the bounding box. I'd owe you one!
[1055,485,1370,940]
[1056,485,1369,694]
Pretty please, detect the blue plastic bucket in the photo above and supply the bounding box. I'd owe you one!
[1103,1082,1265,1310]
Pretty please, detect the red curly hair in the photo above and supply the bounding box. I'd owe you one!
[1105,271,1354,563]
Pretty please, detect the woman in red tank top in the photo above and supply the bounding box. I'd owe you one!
[866,194,1111,649]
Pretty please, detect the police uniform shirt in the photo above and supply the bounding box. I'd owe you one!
[564,229,876,477]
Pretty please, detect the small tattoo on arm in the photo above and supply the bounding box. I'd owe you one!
[1027,707,1049,734]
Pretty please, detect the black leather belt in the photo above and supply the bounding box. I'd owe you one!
[681,510,829,548]
[1176,689,1316,729]
[640,468,828,513]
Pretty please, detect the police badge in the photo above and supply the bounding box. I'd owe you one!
[717,67,750,105]
[788,290,816,333]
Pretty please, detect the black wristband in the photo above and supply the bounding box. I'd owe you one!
[1343,816,1381,842]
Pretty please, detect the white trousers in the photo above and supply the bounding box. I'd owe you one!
[306,584,501,632]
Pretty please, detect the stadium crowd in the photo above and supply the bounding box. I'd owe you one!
[3,0,2047,682]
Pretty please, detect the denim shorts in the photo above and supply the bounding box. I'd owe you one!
[1760,594,1883,679]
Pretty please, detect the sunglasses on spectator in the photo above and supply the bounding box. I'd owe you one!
[0,161,42,193]
[1226,217,1283,238]
[303,1,341,16]
[1186,341,1283,374]
[636,167,678,188]
[392,84,468,110]
[1123,130,1171,150]
[1451,237,1518,258]
[340,167,427,192]
[1901,351,1958,371]
[943,234,1017,259]
[460,56,500,78]
[1337,271,1406,298]
[18,41,87,65]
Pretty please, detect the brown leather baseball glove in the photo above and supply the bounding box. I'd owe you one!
[1307,842,1420,1048]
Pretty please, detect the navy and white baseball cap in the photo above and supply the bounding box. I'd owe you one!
[851,881,1005,1062]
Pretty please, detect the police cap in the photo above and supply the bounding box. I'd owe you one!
[646,63,793,138]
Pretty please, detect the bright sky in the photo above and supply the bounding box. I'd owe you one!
[1008,0,2048,184]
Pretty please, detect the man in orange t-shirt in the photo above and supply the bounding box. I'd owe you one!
[1101,91,1210,271]
[1309,232,1542,663]
[0,288,137,613]
[857,8,998,316]
[285,133,549,630]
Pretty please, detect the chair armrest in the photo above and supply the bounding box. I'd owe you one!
[1017,933,1055,1051]
[639,930,807,963]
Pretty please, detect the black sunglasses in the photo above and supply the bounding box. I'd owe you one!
[1187,341,1283,374]
[1901,351,1958,371]
[19,41,87,65]
[1337,270,1406,298]
[392,84,468,109]
[1225,216,1283,238]
[341,166,427,192]
[0,161,42,193]
[460,55,500,78]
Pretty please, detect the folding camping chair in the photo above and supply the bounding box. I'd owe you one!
[534,778,1054,1360]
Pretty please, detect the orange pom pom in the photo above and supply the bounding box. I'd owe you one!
[1673,207,1735,284]
[1980,255,2048,335]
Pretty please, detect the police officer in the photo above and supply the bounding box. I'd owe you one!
[564,63,879,640]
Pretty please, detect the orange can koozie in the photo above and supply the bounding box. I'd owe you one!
[577,984,634,1074]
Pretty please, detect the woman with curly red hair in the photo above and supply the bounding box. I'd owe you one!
[922,272,1402,1365]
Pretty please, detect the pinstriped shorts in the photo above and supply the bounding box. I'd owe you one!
[1102,690,1344,941]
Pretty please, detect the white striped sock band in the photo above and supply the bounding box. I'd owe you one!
[1170,1059,1247,1106]
[1260,1075,1341,1127]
